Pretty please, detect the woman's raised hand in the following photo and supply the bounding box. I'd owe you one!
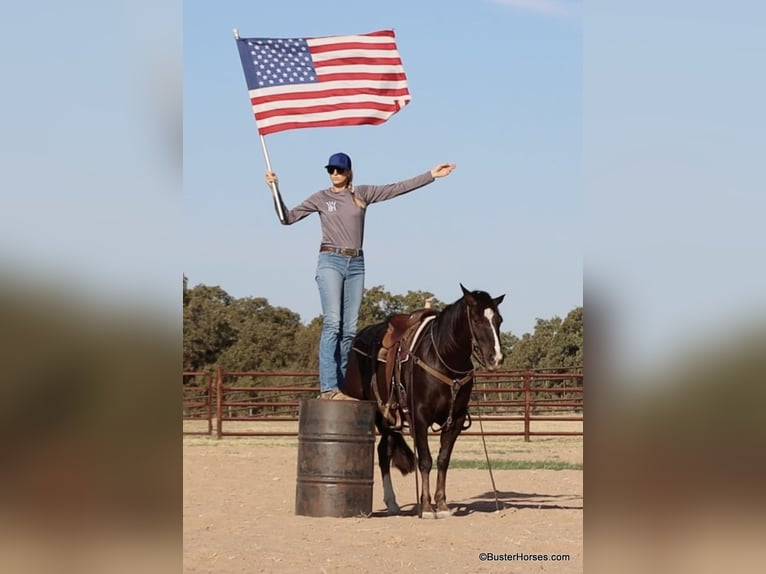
[430,163,456,178]
[265,171,278,185]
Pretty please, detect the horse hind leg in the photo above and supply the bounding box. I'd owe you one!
[378,432,400,515]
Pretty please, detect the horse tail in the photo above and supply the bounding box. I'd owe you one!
[390,432,416,475]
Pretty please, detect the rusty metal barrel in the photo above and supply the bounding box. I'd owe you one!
[295,399,376,517]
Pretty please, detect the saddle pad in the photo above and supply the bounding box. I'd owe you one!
[408,314,436,352]
[391,314,437,365]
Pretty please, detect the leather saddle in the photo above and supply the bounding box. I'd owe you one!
[376,309,438,430]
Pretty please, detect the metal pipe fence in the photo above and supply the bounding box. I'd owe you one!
[182,368,582,441]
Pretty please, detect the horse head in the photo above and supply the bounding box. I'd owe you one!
[460,283,505,370]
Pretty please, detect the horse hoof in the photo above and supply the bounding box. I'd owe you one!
[385,504,400,515]
[420,511,437,519]
[436,508,454,519]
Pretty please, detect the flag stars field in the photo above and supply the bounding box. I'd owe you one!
[235,29,412,135]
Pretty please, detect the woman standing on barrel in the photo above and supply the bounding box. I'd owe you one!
[265,152,456,400]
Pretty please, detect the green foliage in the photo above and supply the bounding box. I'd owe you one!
[217,297,303,372]
[182,281,237,371]
[292,316,322,371]
[357,285,445,328]
[502,307,583,370]
[182,277,582,373]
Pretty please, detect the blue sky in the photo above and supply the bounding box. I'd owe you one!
[2,1,762,371]
[585,1,766,369]
[184,0,584,337]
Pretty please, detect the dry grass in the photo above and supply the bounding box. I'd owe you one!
[183,417,583,466]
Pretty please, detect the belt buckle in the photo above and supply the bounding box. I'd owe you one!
[341,248,355,257]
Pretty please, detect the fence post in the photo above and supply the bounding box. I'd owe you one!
[523,369,531,442]
[206,372,213,435]
[216,367,223,439]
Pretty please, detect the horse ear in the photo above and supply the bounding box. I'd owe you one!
[493,294,505,306]
[460,284,474,302]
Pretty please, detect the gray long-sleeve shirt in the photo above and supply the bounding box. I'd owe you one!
[281,171,435,250]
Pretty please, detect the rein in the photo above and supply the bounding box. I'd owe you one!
[429,322,473,375]
[414,303,491,387]
[411,305,480,431]
[420,303,501,511]
[412,356,473,389]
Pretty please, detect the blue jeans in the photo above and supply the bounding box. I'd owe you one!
[315,252,365,392]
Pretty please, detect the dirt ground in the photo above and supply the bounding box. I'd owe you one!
[183,424,582,573]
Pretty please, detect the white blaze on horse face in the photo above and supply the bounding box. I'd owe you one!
[483,308,503,365]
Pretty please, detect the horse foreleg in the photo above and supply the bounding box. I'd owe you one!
[433,417,465,518]
[414,427,436,519]
[378,433,400,514]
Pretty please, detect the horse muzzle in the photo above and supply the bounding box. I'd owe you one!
[486,352,504,370]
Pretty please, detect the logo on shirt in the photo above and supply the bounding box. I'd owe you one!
[326,200,337,212]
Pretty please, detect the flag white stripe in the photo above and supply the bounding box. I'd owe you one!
[248,79,409,99]
[255,108,402,129]
[310,49,401,62]
[316,64,406,75]
[307,35,396,47]
[252,93,411,114]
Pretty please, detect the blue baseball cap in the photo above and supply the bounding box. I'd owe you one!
[324,152,352,171]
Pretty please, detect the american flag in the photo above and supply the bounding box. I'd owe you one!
[235,29,411,136]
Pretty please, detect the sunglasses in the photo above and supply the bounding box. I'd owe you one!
[326,166,346,175]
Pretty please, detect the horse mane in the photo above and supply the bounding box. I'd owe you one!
[431,295,469,357]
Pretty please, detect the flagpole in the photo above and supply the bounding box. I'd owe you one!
[233,28,287,225]
[259,134,287,224]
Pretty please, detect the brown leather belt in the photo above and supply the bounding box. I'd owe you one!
[319,245,363,257]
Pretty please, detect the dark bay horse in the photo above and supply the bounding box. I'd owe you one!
[342,284,505,518]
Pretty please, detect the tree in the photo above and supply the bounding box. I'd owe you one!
[182,282,237,371]
[356,285,445,328]
[293,316,322,371]
[499,331,520,362]
[541,307,583,369]
[356,285,398,327]
[501,308,583,371]
[182,278,583,374]
[217,297,304,372]
[400,290,444,313]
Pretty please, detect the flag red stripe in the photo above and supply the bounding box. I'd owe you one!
[313,57,403,68]
[308,29,394,41]
[257,116,392,136]
[316,72,407,82]
[308,41,398,54]
[250,87,410,106]
[253,101,402,120]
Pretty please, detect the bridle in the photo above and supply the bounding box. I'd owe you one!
[467,306,493,369]
[410,302,498,431]
[420,302,498,375]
